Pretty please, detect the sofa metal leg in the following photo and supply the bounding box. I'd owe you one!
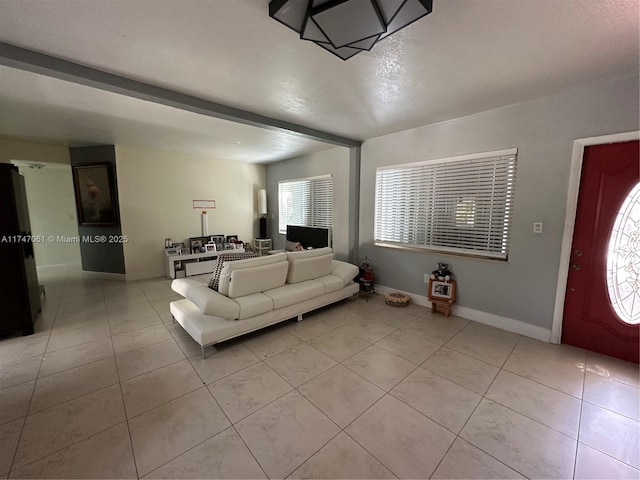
[172,315,176,324]
[201,345,206,359]
[297,314,303,322]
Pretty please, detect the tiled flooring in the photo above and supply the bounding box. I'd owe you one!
[1,266,639,479]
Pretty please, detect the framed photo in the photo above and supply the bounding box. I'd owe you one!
[189,236,209,254]
[204,243,217,253]
[193,199,216,209]
[429,279,456,300]
[210,235,225,251]
[72,163,117,226]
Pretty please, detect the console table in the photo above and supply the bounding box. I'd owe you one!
[165,249,244,279]
[165,252,218,279]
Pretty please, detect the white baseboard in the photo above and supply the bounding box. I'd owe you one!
[374,284,551,343]
[374,284,431,307]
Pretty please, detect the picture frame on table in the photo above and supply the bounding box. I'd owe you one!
[204,243,217,253]
[211,235,225,251]
[224,234,239,250]
[189,236,209,254]
[429,279,455,300]
[71,163,118,226]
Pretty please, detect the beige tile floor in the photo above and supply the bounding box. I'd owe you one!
[1,266,639,479]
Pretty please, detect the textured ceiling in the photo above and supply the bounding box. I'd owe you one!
[0,0,638,163]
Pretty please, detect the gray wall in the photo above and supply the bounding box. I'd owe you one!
[266,147,351,261]
[359,74,640,329]
[69,145,126,274]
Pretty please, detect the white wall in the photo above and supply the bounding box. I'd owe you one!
[115,145,266,280]
[359,74,640,332]
[15,164,81,268]
[266,147,351,261]
[1,140,80,268]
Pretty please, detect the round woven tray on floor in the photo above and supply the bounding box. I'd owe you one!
[385,292,410,307]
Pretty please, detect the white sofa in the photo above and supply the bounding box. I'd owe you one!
[170,248,359,358]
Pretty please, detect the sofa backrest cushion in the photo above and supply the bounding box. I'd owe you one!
[218,252,287,296]
[285,246,333,262]
[287,253,333,284]
[227,261,289,298]
[208,251,259,291]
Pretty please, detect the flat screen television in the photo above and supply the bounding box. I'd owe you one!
[286,225,331,249]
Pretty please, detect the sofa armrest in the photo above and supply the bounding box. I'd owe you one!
[330,260,359,287]
[171,279,240,319]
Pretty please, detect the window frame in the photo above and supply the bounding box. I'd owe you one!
[374,148,517,261]
[278,174,333,235]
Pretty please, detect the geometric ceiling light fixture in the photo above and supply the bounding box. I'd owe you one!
[269,0,433,60]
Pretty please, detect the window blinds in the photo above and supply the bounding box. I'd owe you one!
[374,149,517,260]
[278,175,333,233]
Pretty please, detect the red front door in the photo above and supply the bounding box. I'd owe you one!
[562,140,639,363]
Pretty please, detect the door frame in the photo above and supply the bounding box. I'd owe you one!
[551,131,640,344]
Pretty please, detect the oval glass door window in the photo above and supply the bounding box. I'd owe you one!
[607,182,640,324]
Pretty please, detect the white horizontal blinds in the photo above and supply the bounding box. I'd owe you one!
[279,181,308,232]
[278,175,333,233]
[375,151,517,260]
[310,176,333,229]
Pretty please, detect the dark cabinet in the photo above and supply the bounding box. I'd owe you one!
[0,163,40,335]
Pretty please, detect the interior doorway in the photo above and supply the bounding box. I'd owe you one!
[11,160,81,271]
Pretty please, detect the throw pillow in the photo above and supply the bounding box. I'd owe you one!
[285,240,302,251]
[208,252,258,291]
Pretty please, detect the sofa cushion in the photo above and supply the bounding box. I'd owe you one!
[227,261,289,299]
[218,253,287,295]
[286,253,333,284]
[172,279,240,319]
[234,293,274,319]
[218,252,287,296]
[330,260,359,287]
[208,252,258,291]
[314,274,344,294]
[263,280,325,309]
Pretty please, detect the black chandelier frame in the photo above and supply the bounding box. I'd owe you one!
[269,0,434,60]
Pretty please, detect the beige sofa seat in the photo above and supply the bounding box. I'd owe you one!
[263,280,325,309]
[235,293,273,319]
[314,274,344,293]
